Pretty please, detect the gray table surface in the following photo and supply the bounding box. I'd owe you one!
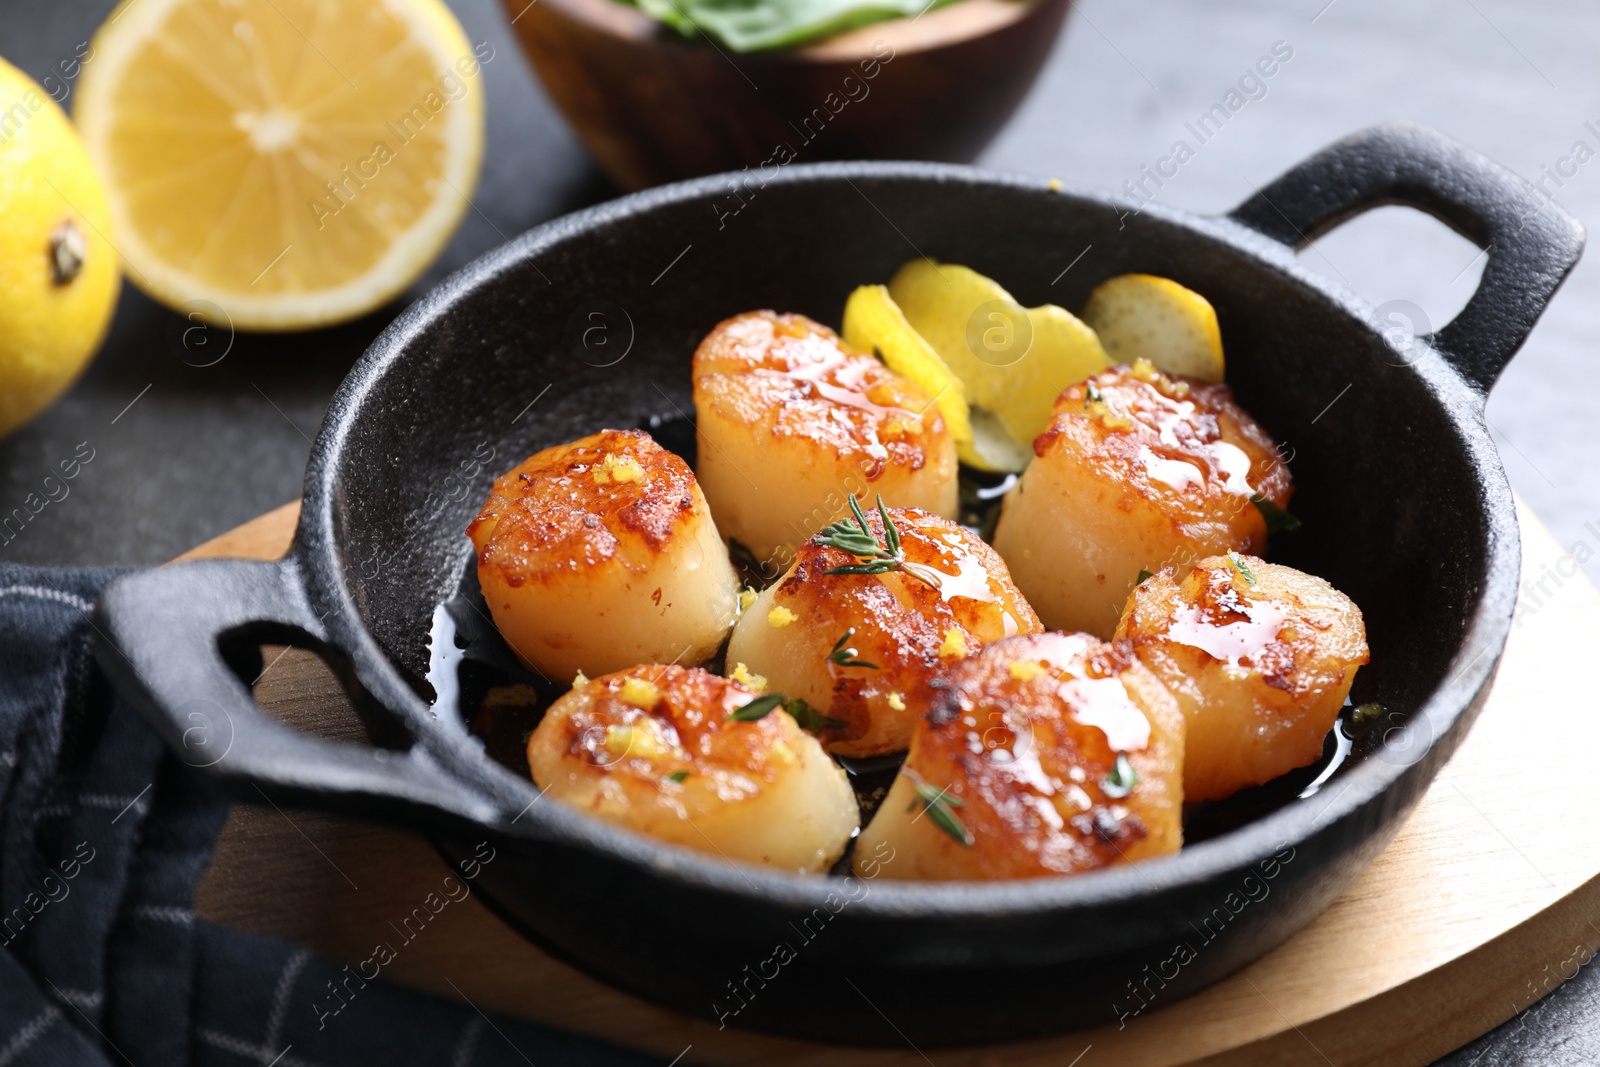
[3,0,1597,1062]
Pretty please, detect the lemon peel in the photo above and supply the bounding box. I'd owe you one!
[887,259,1109,472]
[1080,273,1225,383]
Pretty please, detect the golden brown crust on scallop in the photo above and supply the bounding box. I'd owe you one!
[1033,364,1291,547]
[1117,556,1368,705]
[537,665,788,785]
[528,664,860,872]
[775,507,1040,752]
[469,429,700,587]
[893,633,1184,878]
[1115,554,1369,802]
[692,311,947,481]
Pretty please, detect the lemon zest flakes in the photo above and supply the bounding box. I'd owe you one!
[1083,384,1134,433]
[768,605,798,628]
[619,676,661,709]
[886,691,907,712]
[1129,357,1161,384]
[881,413,918,439]
[604,721,675,762]
[729,662,768,692]
[1099,412,1135,432]
[939,627,968,658]
[1129,356,1190,400]
[738,587,759,612]
[593,452,646,485]
[603,724,634,759]
[1008,660,1044,682]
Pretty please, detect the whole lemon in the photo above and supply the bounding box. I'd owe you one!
[0,56,118,438]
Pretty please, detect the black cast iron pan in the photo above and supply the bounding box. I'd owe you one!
[95,124,1582,1047]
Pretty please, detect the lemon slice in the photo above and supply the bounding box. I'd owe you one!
[74,0,486,331]
[886,259,1109,472]
[841,284,974,451]
[1080,273,1225,383]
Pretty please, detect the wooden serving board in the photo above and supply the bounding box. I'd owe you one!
[188,497,1600,1066]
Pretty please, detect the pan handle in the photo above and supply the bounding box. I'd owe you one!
[94,557,506,832]
[1227,123,1584,394]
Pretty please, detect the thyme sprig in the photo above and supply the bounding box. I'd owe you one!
[726,692,846,733]
[828,629,879,670]
[904,769,973,847]
[817,494,945,591]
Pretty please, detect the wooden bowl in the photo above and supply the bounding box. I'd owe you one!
[502,0,1070,190]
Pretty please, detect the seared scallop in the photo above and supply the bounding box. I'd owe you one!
[992,360,1292,638]
[725,501,1041,757]
[692,310,958,565]
[527,665,859,873]
[853,633,1184,881]
[1114,553,1368,802]
[468,429,740,680]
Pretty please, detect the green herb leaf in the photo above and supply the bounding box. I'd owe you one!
[1084,380,1104,407]
[1136,568,1153,585]
[815,494,942,590]
[828,629,879,670]
[815,523,882,557]
[1351,702,1385,726]
[816,494,891,560]
[628,0,959,52]
[1102,753,1139,799]
[847,492,872,533]
[905,770,973,847]
[1250,494,1302,534]
[726,692,786,722]
[1226,551,1258,586]
[667,770,691,783]
[784,697,847,733]
[876,494,901,556]
[728,692,845,732]
[821,560,901,576]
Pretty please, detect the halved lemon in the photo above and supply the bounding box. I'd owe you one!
[1080,273,1225,383]
[886,259,1109,472]
[74,0,487,330]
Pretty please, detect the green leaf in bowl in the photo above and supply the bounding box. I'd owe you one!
[631,0,962,52]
